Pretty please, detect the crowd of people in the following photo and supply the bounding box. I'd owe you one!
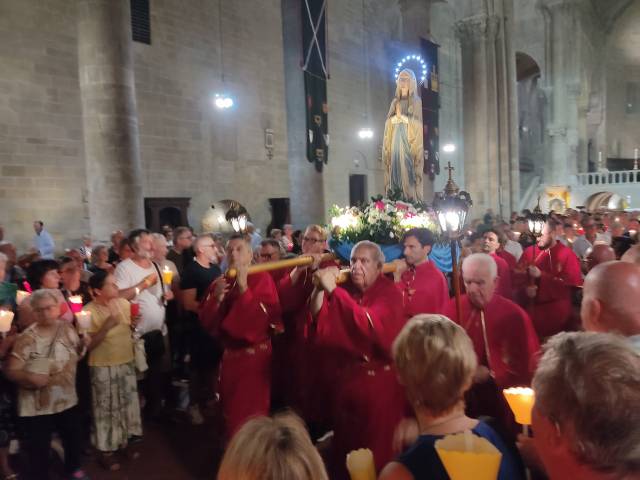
[0,208,638,480]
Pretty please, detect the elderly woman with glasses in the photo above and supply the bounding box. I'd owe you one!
[5,289,90,480]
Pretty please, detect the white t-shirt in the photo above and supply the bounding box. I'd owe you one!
[114,258,165,335]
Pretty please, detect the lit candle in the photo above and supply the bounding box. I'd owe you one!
[598,151,602,164]
[345,449,376,480]
[635,148,638,161]
[503,387,535,425]
[68,295,83,314]
[75,311,92,333]
[162,265,173,286]
[16,290,30,306]
[435,431,502,480]
[0,310,14,334]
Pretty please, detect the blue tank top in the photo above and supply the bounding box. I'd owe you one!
[397,420,524,480]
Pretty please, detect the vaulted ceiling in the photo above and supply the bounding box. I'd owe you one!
[590,0,635,33]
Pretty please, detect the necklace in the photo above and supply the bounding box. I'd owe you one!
[419,412,468,435]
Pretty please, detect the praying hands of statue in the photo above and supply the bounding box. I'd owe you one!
[526,285,538,299]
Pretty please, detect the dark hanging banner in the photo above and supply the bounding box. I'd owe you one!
[420,38,440,180]
[302,0,329,172]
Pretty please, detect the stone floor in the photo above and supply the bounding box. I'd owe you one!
[11,409,225,480]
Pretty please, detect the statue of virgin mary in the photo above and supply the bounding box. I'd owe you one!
[382,68,424,201]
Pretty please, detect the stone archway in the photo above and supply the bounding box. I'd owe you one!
[516,52,544,194]
[584,191,625,211]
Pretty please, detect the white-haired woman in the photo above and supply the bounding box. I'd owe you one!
[5,289,90,480]
[380,314,524,480]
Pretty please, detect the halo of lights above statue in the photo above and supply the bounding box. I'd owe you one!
[433,162,472,322]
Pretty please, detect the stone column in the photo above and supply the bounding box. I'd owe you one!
[455,9,519,218]
[77,0,145,239]
[281,0,325,227]
[538,0,585,183]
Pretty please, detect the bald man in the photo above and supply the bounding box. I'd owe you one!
[621,244,640,264]
[583,243,616,274]
[581,261,640,351]
[443,253,539,439]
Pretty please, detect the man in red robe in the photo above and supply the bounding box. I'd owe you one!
[481,229,513,299]
[393,228,449,318]
[514,218,583,339]
[273,225,337,419]
[443,252,539,438]
[311,241,406,478]
[199,234,282,438]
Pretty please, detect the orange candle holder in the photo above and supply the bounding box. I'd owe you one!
[503,387,535,425]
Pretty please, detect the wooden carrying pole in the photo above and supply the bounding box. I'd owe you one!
[226,253,336,278]
[336,262,397,284]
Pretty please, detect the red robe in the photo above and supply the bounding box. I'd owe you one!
[396,260,449,318]
[314,275,406,478]
[496,248,517,270]
[273,259,338,417]
[490,252,513,299]
[443,294,540,437]
[514,242,582,338]
[200,271,282,438]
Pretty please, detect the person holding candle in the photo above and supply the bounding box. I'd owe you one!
[379,314,524,480]
[310,241,406,478]
[19,259,73,329]
[5,289,90,480]
[199,233,281,439]
[59,256,91,306]
[530,332,640,480]
[83,270,142,471]
[443,253,540,440]
[114,229,172,420]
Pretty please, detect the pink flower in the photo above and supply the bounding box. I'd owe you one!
[395,202,409,211]
[375,200,385,210]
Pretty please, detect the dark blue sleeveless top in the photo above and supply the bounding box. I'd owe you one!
[397,420,524,480]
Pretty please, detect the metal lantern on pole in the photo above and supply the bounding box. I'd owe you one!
[433,162,472,323]
[225,201,249,234]
[527,197,547,238]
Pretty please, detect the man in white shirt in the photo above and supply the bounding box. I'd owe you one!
[32,220,55,259]
[115,229,173,418]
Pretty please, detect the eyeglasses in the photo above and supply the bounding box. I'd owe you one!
[302,236,322,243]
[33,304,59,313]
[260,253,279,260]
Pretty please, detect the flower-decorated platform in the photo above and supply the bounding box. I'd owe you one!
[329,196,455,272]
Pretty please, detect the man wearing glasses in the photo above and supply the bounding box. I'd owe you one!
[257,239,286,282]
[273,225,338,423]
[180,234,223,425]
